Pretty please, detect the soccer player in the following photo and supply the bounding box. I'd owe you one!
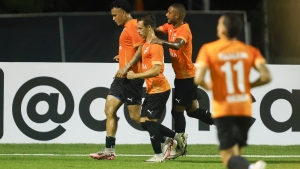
[150,3,213,159]
[127,14,187,163]
[194,13,272,169]
[90,0,145,160]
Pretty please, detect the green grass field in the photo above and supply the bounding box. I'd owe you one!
[0,144,299,169]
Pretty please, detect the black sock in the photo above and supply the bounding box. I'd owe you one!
[187,108,214,125]
[227,156,250,169]
[159,123,176,138]
[171,110,186,133]
[145,121,162,154]
[105,136,116,148]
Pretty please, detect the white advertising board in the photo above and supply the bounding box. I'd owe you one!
[0,63,299,145]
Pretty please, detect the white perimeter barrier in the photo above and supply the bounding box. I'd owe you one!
[0,63,299,145]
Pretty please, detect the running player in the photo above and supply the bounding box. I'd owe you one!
[127,14,187,163]
[194,13,272,169]
[151,3,213,159]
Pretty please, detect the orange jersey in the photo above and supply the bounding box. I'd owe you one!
[119,19,144,73]
[159,23,195,79]
[142,42,170,94]
[196,39,266,118]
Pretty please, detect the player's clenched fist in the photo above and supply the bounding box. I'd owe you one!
[127,71,136,79]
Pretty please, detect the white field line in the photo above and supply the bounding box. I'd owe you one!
[0,154,299,158]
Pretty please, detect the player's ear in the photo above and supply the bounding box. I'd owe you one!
[121,10,126,16]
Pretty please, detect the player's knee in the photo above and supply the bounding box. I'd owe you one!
[128,105,141,123]
[104,106,117,118]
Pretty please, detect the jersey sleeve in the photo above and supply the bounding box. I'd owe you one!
[176,27,189,43]
[195,44,210,67]
[151,44,164,65]
[130,25,144,47]
[158,23,169,34]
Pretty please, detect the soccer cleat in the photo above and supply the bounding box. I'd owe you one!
[254,160,267,169]
[144,154,165,163]
[161,137,175,159]
[173,133,188,151]
[167,133,188,160]
[89,148,116,160]
[167,147,187,160]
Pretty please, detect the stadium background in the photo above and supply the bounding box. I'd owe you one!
[0,1,299,168]
[0,0,299,64]
[0,0,299,144]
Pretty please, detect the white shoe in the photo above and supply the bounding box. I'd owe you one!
[144,154,165,163]
[254,160,267,169]
[167,147,187,160]
[89,148,116,160]
[161,137,175,159]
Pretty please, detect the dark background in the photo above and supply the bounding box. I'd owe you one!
[0,0,267,63]
[0,0,262,13]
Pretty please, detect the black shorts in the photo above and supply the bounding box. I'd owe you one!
[141,90,170,119]
[213,116,253,150]
[108,77,144,105]
[173,77,201,107]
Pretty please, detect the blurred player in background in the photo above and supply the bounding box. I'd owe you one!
[151,3,213,159]
[90,0,144,160]
[127,14,187,163]
[194,13,272,169]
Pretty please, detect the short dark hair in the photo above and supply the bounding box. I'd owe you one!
[109,0,132,13]
[222,13,243,39]
[138,14,156,28]
[171,3,186,16]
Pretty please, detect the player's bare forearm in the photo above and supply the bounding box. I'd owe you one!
[125,46,142,69]
[161,41,180,50]
[250,75,272,88]
[136,69,159,79]
[251,63,272,88]
[162,38,185,50]
[154,28,166,36]
[194,64,210,90]
[150,37,185,50]
[127,65,161,79]
[199,82,211,91]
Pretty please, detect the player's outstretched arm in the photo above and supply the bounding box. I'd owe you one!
[115,45,142,78]
[250,63,272,88]
[150,37,185,50]
[127,64,161,79]
[154,27,166,36]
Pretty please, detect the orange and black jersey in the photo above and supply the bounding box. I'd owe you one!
[119,19,144,73]
[196,39,266,118]
[159,23,195,79]
[142,42,170,94]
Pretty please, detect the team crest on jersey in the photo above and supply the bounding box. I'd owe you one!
[170,52,178,58]
[144,46,149,54]
[142,64,147,69]
[172,33,177,41]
